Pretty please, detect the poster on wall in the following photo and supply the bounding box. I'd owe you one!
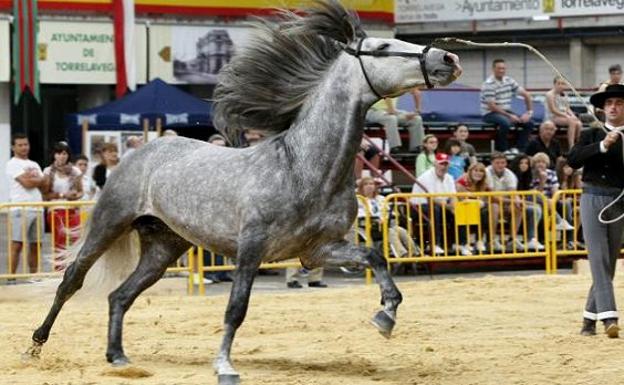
[150,24,252,84]
[38,21,147,84]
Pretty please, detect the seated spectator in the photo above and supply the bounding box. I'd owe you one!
[530,152,574,231]
[594,64,623,121]
[452,124,477,166]
[489,152,544,251]
[356,177,419,258]
[93,143,119,190]
[556,157,582,190]
[75,155,97,201]
[456,162,495,253]
[444,138,466,181]
[365,88,424,153]
[415,134,438,177]
[525,120,561,168]
[544,76,582,149]
[411,153,472,256]
[354,138,381,180]
[480,58,534,152]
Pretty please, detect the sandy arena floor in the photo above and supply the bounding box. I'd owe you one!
[1,273,624,385]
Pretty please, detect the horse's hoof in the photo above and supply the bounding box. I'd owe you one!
[370,310,395,339]
[23,342,43,360]
[218,373,241,385]
[111,356,131,367]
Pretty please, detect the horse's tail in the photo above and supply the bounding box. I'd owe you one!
[58,221,141,294]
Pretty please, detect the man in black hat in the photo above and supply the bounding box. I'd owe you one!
[568,84,624,338]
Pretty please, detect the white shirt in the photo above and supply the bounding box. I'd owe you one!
[486,166,518,191]
[358,195,385,219]
[410,168,456,205]
[6,157,43,209]
[43,165,82,200]
[81,174,97,201]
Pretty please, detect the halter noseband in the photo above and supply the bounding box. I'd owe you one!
[343,38,434,99]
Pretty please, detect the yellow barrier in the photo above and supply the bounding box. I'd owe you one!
[0,201,195,294]
[380,191,552,272]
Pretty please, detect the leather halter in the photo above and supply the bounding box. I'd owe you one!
[343,38,433,99]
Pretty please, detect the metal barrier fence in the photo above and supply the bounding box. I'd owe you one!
[1,191,610,289]
[378,191,553,272]
[0,201,194,293]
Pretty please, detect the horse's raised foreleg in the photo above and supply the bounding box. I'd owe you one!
[106,217,192,366]
[322,240,402,338]
[213,233,265,385]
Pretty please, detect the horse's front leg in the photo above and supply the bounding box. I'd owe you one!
[213,234,265,385]
[322,240,402,338]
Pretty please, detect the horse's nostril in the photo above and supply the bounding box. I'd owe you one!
[443,54,455,65]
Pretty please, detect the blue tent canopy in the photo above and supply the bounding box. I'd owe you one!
[396,83,545,125]
[66,78,213,153]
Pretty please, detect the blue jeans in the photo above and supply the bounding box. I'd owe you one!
[483,112,533,152]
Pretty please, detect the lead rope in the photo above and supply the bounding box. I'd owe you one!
[433,37,624,224]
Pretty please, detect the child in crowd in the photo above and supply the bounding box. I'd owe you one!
[444,139,466,181]
[415,134,438,177]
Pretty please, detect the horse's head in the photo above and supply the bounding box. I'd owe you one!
[344,37,462,98]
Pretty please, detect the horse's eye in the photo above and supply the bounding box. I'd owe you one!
[376,43,390,51]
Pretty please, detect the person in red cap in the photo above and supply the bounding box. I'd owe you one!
[568,83,624,338]
[411,152,472,256]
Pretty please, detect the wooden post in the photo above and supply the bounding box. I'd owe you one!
[156,118,162,137]
[81,119,89,158]
[143,118,149,143]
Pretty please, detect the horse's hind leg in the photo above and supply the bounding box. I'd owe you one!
[321,240,402,338]
[30,215,133,352]
[106,217,191,366]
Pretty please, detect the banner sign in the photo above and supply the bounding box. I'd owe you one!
[395,0,624,23]
[149,24,251,84]
[38,20,146,84]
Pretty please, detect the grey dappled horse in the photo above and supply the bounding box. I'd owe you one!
[29,1,461,384]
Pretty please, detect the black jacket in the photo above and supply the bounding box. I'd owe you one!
[568,127,624,189]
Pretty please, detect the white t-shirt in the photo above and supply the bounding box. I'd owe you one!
[486,166,518,191]
[81,174,97,201]
[411,168,456,205]
[6,157,43,207]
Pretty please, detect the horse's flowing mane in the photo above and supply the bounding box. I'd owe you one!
[212,0,363,143]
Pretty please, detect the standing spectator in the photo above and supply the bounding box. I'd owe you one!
[366,88,424,153]
[411,153,472,256]
[453,124,477,165]
[75,155,97,201]
[286,266,327,288]
[481,58,534,152]
[6,133,45,277]
[415,134,438,177]
[568,84,624,338]
[92,143,119,190]
[208,133,228,146]
[162,129,178,136]
[41,142,83,270]
[525,120,562,168]
[121,135,143,160]
[242,129,265,147]
[544,76,582,149]
[444,139,466,181]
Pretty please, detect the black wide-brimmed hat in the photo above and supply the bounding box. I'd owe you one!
[590,84,624,109]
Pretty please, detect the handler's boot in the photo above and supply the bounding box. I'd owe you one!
[580,318,596,336]
[603,318,619,338]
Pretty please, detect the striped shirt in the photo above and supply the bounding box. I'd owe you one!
[480,75,519,115]
[531,168,559,198]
